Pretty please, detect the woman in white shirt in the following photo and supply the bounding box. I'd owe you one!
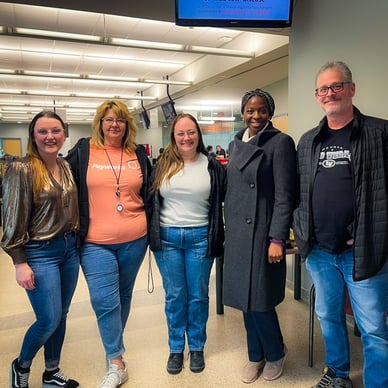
[149,113,226,375]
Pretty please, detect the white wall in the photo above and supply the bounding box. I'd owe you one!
[265,78,288,117]
[288,0,388,143]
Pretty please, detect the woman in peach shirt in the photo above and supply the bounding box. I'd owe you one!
[66,100,152,388]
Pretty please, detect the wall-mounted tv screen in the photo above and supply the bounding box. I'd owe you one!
[175,0,293,28]
[141,109,150,129]
[161,100,177,125]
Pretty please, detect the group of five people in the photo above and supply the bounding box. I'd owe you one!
[2,60,388,388]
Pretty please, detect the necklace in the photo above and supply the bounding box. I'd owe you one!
[104,147,124,212]
[49,161,68,207]
[49,159,59,176]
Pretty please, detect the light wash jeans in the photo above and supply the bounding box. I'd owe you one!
[306,244,388,388]
[19,232,79,369]
[154,226,214,353]
[80,235,147,360]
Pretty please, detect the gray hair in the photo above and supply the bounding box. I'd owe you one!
[315,61,353,84]
[241,88,275,119]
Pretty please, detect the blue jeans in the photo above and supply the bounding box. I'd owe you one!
[19,232,79,370]
[80,235,147,360]
[153,226,214,353]
[307,244,388,387]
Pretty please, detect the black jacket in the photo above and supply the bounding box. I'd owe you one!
[66,137,152,243]
[293,106,388,281]
[149,154,226,258]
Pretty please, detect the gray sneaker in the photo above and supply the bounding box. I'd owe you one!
[99,362,128,388]
[312,366,353,388]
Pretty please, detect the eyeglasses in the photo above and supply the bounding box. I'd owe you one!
[35,128,64,136]
[315,82,352,96]
[175,130,197,138]
[102,118,127,125]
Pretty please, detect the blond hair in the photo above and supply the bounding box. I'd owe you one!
[91,99,138,153]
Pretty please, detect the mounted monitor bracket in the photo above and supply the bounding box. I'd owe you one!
[161,76,177,124]
[139,91,150,129]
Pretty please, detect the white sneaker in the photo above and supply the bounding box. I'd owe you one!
[99,362,128,388]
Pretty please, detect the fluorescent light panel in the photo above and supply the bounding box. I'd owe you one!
[0,48,185,69]
[0,88,157,100]
[3,27,254,58]
[14,27,101,42]
[0,109,92,114]
[111,37,184,51]
[0,101,99,109]
[23,70,82,78]
[189,45,253,58]
[198,120,215,125]
[200,116,235,121]
[0,69,191,86]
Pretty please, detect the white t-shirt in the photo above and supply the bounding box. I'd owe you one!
[160,153,210,227]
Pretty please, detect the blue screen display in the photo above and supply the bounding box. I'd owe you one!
[175,0,293,27]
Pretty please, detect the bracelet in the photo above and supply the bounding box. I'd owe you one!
[270,239,285,246]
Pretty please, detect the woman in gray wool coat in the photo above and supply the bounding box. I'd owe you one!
[223,89,297,384]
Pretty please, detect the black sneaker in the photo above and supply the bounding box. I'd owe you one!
[167,353,184,375]
[10,358,30,388]
[42,368,80,388]
[189,350,205,373]
[312,366,353,388]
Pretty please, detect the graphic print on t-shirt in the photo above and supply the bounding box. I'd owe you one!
[319,145,351,169]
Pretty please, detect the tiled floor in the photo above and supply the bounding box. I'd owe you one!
[0,247,364,387]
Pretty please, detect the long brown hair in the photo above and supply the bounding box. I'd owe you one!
[91,99,138,153]
[151,113,207,192]
[27,110,66,197]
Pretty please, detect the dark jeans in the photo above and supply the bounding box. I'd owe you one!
[243,309,285,362]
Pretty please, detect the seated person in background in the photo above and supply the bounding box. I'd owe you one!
[215,144,226,159]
